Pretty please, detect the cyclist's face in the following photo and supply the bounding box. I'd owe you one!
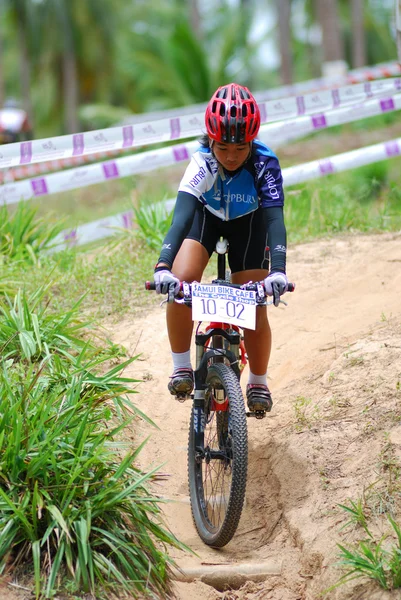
[212,141,251,171]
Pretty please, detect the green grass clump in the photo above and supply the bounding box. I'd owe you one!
[285,160,401,243]
[335,515,401,591]
[0,287,186,598]
[0,363,183,599]
[0,202,66,264]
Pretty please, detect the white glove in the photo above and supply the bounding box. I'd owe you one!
[264,272,288,306]
[153,269,180,295]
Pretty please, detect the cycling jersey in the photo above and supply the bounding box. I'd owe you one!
[178,140,284,221]
[157,140,287,274]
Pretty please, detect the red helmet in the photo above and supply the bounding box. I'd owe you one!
[205,83,260,144]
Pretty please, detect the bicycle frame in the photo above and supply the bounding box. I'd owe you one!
[191,239,247,459]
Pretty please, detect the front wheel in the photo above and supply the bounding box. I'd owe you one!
[188,362,248,547]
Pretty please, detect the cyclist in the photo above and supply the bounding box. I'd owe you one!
[153,83,288,413]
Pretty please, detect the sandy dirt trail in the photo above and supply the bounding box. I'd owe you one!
[108,231,401,600]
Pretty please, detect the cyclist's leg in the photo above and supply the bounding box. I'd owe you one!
[228,210,272,410]
[167,238,209,352]
[166,205,217,395]
[230,269,270,375]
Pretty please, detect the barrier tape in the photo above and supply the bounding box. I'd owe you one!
[121,61,401,121]
[0,148,127,184]
[0,77,400,171]
[51,137,401,251]
[2,90,401,207]
[255,60,401,101]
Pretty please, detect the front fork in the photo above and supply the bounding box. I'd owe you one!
[192,329,240,460]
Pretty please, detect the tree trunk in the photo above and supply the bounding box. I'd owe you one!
[277,0,292,85]
[16,18,34,125]
[396,0,401,64]
[190,0,202,40]
[61,7,79,134]
[63,45,79,133]
[351,0,365,68]
[315,0,344,62]
[0,30,5,107]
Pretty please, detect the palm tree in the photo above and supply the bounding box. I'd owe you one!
[125,6,255,111]
[38,0,119,134]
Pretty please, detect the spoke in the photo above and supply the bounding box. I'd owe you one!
[202,401,233,528]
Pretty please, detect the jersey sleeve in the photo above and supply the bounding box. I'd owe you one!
[156,191,198,269]
[257,156,285,208]
[178,151,215,199]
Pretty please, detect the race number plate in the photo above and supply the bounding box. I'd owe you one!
[192,283,257,330]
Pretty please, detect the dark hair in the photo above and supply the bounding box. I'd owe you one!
[198,132,257,156]
[198,133,210,148]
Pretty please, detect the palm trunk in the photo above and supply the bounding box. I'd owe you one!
[0,31,5,107]
[315,0,344,62]
[190,0,202,41]
[277,0,292,85]
[62,14,79,134]
[16,18,34,124]
[351,0,365,68]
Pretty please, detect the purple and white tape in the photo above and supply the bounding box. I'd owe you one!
[0,77,400,170]
[50,137,401,252]
[2,89,401,207]
[283,138,401,186]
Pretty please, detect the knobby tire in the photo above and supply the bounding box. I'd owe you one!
[188,362,248,547]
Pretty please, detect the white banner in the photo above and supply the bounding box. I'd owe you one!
[2,90,401,207]
[1,77,400,171]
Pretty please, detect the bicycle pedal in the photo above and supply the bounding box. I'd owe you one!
[246,410,266,419]
[176,392,190,402]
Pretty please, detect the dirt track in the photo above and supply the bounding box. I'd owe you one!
[110,231,401,600]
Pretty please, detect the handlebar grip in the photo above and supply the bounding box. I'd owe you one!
[288,283,295,292]
[145,281,156,290]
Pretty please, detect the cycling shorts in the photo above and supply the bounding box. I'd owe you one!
[186,203,269,274]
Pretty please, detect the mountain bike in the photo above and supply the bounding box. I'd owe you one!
[146,238,294,547]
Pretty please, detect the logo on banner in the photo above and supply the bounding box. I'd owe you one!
[94,133,108,142]
[42,141,56,150]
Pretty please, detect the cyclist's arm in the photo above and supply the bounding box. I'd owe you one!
[262,205,287,273]
[155,191,198,269]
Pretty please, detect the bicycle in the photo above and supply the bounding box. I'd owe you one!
[146,238,294,548]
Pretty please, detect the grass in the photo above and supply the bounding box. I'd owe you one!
[333,513,401,592]
[285,161,401,244]
[0,278,187,597]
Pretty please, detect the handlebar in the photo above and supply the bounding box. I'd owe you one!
[145,281,295,293]
[145,280,295,307]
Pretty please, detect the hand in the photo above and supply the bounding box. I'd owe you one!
[153,269,180,295]
[264,272,288,307]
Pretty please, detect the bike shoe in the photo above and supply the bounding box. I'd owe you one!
[246,384,273,412]
[168,367,194,398]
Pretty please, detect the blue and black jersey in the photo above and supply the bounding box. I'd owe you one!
[178,140,284,220]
